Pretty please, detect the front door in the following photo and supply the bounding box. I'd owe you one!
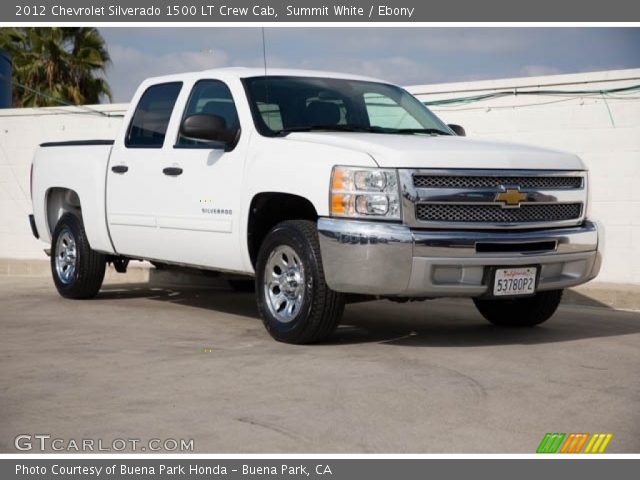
[150,78,245,271]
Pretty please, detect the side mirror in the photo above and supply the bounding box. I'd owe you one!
[448,124,466,136]
[180,114,238,146]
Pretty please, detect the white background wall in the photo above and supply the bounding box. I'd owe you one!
[1,69,638,284]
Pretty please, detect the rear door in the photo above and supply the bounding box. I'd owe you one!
[106,81,183,260]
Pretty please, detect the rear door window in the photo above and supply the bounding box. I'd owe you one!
[126,82,182,148]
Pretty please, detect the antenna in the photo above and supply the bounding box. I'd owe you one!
[261,27,268,76]
[261,27,269,103]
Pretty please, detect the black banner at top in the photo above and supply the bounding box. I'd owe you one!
[4,0,640,22]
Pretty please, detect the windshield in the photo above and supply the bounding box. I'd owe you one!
[242,76,453,136]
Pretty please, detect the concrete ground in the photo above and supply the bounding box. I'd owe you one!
[1,274,639,453]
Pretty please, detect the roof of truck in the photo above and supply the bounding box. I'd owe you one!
[143,67,388,85]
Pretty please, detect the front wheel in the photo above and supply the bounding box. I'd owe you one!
[51,212,106,299]
[255,220,345,344]
[473,289,563,327]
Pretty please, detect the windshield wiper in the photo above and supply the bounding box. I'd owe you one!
[276,125,453,136]
[276,125,371,135]
[391,128,452,136]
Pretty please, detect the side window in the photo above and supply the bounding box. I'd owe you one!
[364,92,422,129]
[126,82,182,148]
[177,80,239,146]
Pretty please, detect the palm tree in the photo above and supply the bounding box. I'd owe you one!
[0,27,112,107]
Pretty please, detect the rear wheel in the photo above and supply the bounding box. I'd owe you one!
[51,213,106,299]
[255,220,345,344]
[473,290,563,327]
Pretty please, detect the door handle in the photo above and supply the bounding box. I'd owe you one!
[111,165,128,174]
[163,167,183,176]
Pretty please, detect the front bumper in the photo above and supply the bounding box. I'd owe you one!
[317,218,603,297]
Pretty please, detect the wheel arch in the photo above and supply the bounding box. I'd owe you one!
[45,187,82,237]
[247,192,318,268]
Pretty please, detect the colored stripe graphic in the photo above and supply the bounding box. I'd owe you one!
[584,433,613,453]
[537,433,566,453]
[538,433,613,453]
[560,433,589,453]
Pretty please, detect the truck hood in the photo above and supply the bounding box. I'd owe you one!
[285,132,586,170]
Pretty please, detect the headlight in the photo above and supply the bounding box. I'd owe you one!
[330,166,400,220]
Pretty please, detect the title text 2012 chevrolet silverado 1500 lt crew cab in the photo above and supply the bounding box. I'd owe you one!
[29,68,603,344]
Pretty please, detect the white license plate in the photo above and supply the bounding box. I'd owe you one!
[493,267,537,296]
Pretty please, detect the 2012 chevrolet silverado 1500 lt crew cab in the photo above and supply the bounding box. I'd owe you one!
[29,68,603,344]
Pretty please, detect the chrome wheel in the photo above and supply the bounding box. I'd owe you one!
[55,229,77,284]
[263,245,306,323]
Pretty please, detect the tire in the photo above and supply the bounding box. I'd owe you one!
[473,289,563,327]
[228,279,256,293]
[51,212,106,299]
[255,220,345,344]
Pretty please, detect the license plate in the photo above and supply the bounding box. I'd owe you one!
[493,267,537,296]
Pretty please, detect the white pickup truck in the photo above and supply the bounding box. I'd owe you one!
[29,68,603,344]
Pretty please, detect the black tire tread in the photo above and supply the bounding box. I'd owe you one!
[473,289,563,327]
[51,212,106,299]
[256,220,345,344]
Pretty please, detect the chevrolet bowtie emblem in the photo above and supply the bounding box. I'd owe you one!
[495,188,528,207]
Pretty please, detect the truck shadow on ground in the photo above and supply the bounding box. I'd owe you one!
[98,282,640,348]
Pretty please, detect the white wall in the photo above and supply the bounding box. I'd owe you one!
[407,69,640,285]
[1,68,639,285]
[0,104,126,259]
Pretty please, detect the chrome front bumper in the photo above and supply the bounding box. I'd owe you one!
[317,218,603,297]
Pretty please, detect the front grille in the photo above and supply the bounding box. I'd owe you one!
[413,175,583,189]
[416,203,583,224]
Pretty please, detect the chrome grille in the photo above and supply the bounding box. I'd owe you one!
[413,175,583,189]
[416,203,583,224]
[401,169,588,229]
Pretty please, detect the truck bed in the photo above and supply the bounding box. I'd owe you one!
[31,140,116,255]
